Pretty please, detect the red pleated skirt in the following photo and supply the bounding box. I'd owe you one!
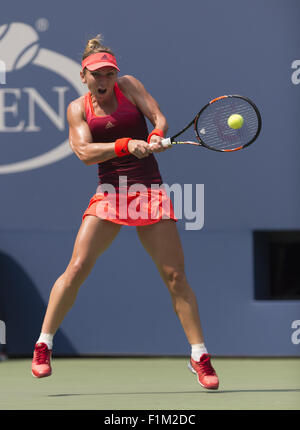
[82,187,177,226]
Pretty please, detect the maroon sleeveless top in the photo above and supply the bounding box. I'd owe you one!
[84,83,163,188]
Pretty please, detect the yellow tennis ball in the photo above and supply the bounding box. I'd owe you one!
[227,114,244,129]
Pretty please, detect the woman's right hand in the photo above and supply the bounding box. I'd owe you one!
[128,140,152,159]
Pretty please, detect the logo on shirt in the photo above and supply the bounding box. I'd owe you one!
[105,121,115,129]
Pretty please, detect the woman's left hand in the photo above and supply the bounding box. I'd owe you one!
[149,135,168,153]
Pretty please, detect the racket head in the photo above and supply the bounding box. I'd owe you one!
[194,95,262,152]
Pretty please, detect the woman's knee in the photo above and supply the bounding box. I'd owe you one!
[161,266,189,296]
[64,257,94,286]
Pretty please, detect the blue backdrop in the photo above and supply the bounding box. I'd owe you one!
[0,0,299,356]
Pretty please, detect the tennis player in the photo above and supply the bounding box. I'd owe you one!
[31,35,219,390]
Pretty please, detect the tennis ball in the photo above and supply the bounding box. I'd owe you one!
[227,114,244,129]
[0,23,40,72]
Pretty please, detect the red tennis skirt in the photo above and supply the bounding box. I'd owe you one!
[82,186,177,226]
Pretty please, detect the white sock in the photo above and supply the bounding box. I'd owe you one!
[37,333,54,350]
[191,343,208,361]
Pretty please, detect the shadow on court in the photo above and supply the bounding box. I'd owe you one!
[48,388,300,397]
[0,251,76,356]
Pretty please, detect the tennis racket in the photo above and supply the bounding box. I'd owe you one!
[150,95,262,152]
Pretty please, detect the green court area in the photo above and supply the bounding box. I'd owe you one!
[0,357,299,410]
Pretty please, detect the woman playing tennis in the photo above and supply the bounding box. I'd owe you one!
[31,35,219,390]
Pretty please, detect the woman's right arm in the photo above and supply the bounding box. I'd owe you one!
[67,99,152,165]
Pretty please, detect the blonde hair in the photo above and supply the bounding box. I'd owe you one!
[82,34,114,60]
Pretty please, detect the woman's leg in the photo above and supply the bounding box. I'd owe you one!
[136,220,219,390]
[136,220,204,345]
[41,216,122,335]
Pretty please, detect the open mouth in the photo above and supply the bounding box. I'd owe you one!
[98,88,107,95]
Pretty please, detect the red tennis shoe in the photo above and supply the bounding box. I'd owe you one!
[188,353,219,389]
[31,342,52,378]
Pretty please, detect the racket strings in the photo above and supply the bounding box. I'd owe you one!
[197,97,260,151]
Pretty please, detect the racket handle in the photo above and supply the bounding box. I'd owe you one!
[161,138,172,147]
[149,138,172,149]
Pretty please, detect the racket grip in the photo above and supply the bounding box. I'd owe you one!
[149,138,172,149]
[161,138,172,147]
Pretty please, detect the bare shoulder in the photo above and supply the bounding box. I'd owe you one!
[118,75,147,103]
[67,95,86,123]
